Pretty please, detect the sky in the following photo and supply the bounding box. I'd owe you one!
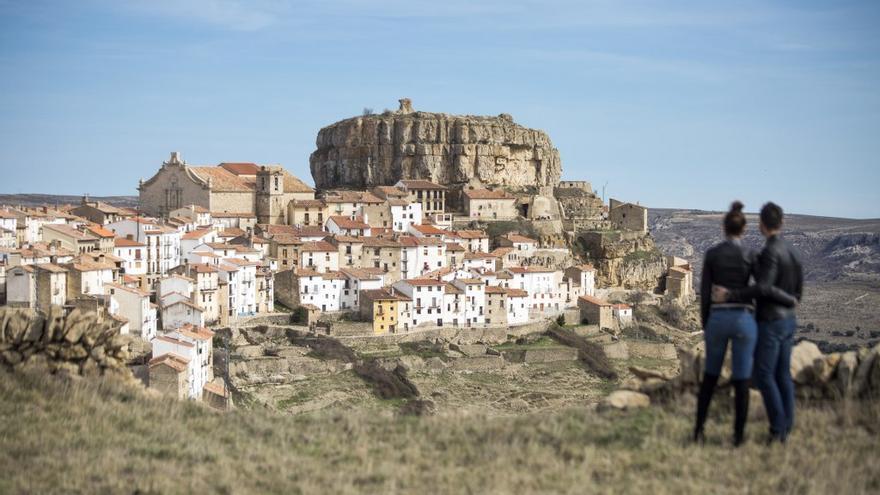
[1,1,878,218]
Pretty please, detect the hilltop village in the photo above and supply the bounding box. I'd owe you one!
[0,100,694,406]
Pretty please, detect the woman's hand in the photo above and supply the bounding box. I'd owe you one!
[711,285,729,303]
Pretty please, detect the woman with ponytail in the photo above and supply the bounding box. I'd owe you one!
[694,201,797,446]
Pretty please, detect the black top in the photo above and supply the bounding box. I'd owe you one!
[727,234,803,322]
[700,238,797,328]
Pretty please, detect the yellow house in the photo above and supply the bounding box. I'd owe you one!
[360,287,406,335]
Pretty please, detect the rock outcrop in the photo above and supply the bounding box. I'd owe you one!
[577,231,668,290]
[309,99,562,203]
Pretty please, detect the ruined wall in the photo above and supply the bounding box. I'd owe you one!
[309,102,562,206]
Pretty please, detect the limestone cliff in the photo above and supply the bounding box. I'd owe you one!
[309,99,562,202]
[577,231,668,290]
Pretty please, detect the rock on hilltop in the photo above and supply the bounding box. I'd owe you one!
[309,99,562,199]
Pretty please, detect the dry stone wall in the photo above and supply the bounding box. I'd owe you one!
[0,307,137,382]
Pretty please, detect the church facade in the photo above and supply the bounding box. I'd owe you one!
[138,152,315,224]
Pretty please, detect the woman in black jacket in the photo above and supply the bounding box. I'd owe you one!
[695,201,797,446]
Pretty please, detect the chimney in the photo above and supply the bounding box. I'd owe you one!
[126,234,133,240]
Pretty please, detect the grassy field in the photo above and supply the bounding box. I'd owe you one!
[1,370,878,494]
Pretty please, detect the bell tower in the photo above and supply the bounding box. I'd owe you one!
[256,165,285,224]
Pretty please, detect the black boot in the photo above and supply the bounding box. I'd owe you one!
[732,379,750,447]
[694,373,719,444]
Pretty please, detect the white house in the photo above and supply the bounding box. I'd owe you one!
[107,218,181,288]
[6,264,68,310]
[452,278,486,326]
[388,199,422,233]
[449,230,490,253]
[392,278,447,328]
[113,237,147,277]
[297,269,345,312]
[180,228,218,259]
[299,241,340,273]
[399,237,446,280]
[326,216,371,237]
[104,283,157,341]
[339,268,385,311]
[162,300,205,330]
[462,252,496,272]
[612,303,633,327]
[223,258,258,316]
[504,267,564,314]
[497,233,539,265]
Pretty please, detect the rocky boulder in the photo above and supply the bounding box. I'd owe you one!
[599,390,651,411]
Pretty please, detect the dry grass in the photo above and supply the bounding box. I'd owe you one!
[1,370,878,494]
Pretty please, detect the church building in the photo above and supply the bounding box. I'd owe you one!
[138,152,314,224]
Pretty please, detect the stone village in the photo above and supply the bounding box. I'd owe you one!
[0,99,694,406]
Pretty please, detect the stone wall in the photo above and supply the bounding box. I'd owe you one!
[273,269,300,309]
[0,307,137,382]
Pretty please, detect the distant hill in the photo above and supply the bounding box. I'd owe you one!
[0,194,139,209]
[650,208,880,344]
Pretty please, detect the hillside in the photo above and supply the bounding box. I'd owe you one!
[1,370,877,494]
[0,193,138,208]
[650,208,880,350]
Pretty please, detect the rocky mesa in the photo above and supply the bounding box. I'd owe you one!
[309,99,562,202]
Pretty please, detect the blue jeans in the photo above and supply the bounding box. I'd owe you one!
[704,308,758,380]
[754,317,797,438]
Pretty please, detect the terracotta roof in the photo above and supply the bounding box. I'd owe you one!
[453,278,483,285]
[181,228,215,240]
[149,353,190,372]
[403,278,445,286]
[190,263,220,273]
[328,216,370,230]
[463,188,515,200]
[570,264,595,272]
[444,283,463,295]
[174,324,215,341]
[612,304,632,310]
[445,242,465,252]
[300,241,337,252]
[203,381,229,397]
[326,234,364,244]
[190,166,251,192]
[362,237,400,248]
[579,295,611,307]
[502,233,537,244]
[323,190,383,204]
[361,287,409,301]
[454,230,488,239]
[34,263,67,273]
[398,236,443,247]
[114,237,145,247]
[506,288,528,297]
[105,282,149,297]
[84,225,116,238]
[410,224,446,236]
[291,199,325,208]
[339,268,382,280]
[490,247,514,257]
[270,234,303,245]
[219,162,260,175]
[153,335,195,348]
[398,179,447,190]
[42,224,97,242]
[485,285,507,294]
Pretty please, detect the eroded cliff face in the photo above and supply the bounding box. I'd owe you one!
[578,231,668,290]
[309,102,562,199]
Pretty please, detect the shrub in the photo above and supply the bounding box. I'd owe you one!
[659,295,684,326]
[362,107,374,116]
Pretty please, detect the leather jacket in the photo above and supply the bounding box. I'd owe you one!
[727,234,803,322]
[700,238,797,328]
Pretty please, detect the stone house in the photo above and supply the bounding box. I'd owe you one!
[41,224,99,254]
[137,152,314,221]
[269,234,302,271]
[361,237,402,283]
[6,263,68,311]
[326,216,371,237]
[395,180,447,217]
[463,188,518,220]
[666,256,694,302]
[496,233,538,264]
[563,264,597,303]
[70,198,126,225]
[578,295,613,329]
[449,230,490,253]
[287,199,327,228]
[327,235,364,269]
[608,199,648,233]
[149,353,189,400]
[63,256,116,299]
[82,225,116,254]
